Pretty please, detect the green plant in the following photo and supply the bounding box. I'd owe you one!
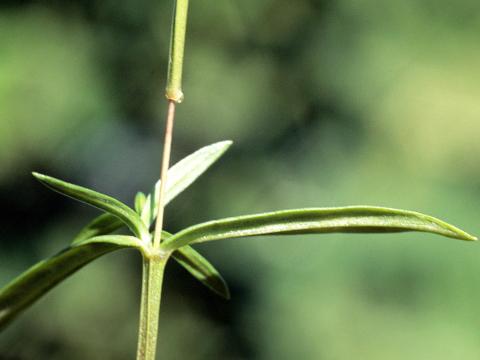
[0,1,476,360]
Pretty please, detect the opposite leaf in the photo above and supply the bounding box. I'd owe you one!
[32,173,149,242]
[0,235,145,331]
[172,246,230,299]
[161,206,477,250]
[141,140,232,225]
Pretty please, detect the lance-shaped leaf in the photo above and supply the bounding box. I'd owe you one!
[71,140,233,244]
[32,173,150,241]
[161,206,477,251]
[172,246,230,299]
[0,235,146,331]
[141,140,232,225]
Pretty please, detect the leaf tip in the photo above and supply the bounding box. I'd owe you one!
[32,172,53,186]
[449,227,477,242]
[31,172,57,188]
[438,218,476,241]
[217,140,233,149]
[219,283,231,300]
[207,274,231,300]
[31,171,44,179]
[465,234,478,241]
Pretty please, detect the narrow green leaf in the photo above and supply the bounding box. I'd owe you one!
[135,192,147,214]
[72,213,124,244]
[0,235,146,331]
[141,140,232,225]
[172,246,230,299]
[32,172,150,241]
[161,206,477,250]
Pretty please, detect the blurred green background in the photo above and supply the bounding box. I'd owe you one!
[1,0,479,359]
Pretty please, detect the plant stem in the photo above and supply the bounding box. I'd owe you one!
[165,0,189,103]
[153,0,189,249]
[136,1,189,358]
[136,99,175,360]
[152,100,176,249]
[136,256,167,360]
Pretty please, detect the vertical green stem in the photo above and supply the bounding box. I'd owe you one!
[165,0,189,103]
[136,256,167,360]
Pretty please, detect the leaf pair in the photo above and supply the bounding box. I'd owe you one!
[31,141,234,299]
[0,141,233,330]
[0,140,476,332]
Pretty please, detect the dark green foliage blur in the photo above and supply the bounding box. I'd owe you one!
[1,0,479,359]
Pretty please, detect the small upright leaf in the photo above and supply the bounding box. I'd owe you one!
[141,140,232,225]
[0,235,146,331]
[161,206,477,250]
[135,192,147,214]
[32,173,150,241]
[172,246,230,299]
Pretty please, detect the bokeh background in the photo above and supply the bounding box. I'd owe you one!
[1,0,479,359]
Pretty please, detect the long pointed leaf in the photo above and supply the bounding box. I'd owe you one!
[172,246,230,299]
[0,235,146,331]
[32,173,149,241]
[161,206,477,250]
[141,140,232,225]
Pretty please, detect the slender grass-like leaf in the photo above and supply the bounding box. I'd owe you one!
[0,235,146,331]
[32,173,150,241]
[172,246,230,299]
[161,206,477,250]
[141,140,232,225]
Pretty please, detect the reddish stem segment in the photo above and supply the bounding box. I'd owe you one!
[153,100,176,249]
